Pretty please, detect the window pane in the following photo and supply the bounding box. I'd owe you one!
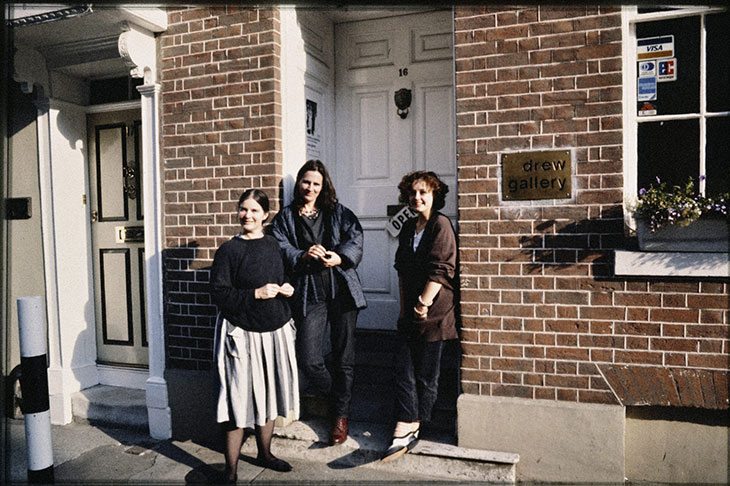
[706,12,730,112]
[636,16,699,115]
[637,119,699,193]
[706,116,730,196]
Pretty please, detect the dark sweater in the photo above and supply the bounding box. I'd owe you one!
[210,235,292,333]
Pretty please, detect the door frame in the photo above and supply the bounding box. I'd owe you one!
[86,101,149,385]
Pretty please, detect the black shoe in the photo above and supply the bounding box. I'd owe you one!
[215,470,237,484]
[257,456,292,472]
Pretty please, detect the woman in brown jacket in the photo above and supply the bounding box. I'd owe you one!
[382,171,458,462]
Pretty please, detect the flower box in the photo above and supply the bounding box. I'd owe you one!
[637,217,730,252]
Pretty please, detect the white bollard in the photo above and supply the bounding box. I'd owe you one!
[17,296,54,483]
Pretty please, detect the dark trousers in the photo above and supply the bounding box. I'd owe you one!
[296,298,358,418]
[394,337,445,423]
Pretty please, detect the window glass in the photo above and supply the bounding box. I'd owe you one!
[706,12,730,112]
[637,119,699,192]
[636,16,699,115]
[706,117,730,196]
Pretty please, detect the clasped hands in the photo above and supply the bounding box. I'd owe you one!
[302,244,341,268]
[255,282,295,300]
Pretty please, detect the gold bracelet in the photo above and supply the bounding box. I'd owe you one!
[417,295,433,307]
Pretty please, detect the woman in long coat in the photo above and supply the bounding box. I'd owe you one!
[382,170,458,462]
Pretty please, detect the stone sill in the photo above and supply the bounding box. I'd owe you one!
[615,250,730,278]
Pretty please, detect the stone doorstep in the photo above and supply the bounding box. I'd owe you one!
[71,385,148,429]
[255,417,518,482]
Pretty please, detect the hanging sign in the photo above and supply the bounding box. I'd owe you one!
[386,205,418,237]
[637,77,657,102]
[657,58,677,82]
[637,35,674,60]
[501,150,572,201]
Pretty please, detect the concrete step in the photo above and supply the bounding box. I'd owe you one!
[72,385,147,430]
[247,417,518,482]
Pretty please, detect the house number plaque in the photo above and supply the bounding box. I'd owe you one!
[501,150,572,200]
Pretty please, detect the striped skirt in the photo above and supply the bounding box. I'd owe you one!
[214,314,300,429]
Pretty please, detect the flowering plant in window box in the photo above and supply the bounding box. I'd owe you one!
[635,176,729,252]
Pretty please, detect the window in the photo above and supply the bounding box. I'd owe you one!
[618,7,730,277]
[625,7,730,199]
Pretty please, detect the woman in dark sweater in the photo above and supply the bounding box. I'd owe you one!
[382,171,458,463]
[210,189,299,480]
[271,160,366,446]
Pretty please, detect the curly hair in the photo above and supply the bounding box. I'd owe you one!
[397,170,449,212]
[292,159,338,212]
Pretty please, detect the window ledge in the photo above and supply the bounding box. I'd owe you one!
[615,250,730,277]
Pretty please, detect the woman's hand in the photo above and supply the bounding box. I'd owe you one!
[413,303,428,320]
[302,244,328,261]
[321,251,341,268]
[278,282,295,297]
[255,283,282,300]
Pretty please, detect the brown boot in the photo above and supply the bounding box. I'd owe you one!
[330,417,348,445]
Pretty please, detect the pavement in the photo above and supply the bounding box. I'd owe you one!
[3,416,516,484]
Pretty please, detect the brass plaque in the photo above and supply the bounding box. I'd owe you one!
[502,150,571,200]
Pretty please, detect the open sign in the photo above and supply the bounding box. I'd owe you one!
[386,205,418,237]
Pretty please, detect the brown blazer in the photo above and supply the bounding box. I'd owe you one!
[394,212,458,342]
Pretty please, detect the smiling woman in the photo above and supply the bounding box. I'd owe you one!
[271,160,367,446]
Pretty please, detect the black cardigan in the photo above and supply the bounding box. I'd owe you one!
[394,212,458,342]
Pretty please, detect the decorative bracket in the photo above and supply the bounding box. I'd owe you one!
[118,22,157,84]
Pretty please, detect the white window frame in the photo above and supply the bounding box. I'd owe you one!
[618,6,729,277]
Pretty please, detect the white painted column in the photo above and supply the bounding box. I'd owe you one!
[138,83,171,439]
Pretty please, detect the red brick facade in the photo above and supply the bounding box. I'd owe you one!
[453,6,729,409]
[156,6,729,408]
[159,6,282,369]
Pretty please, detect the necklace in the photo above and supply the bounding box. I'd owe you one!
[299,206,320,220]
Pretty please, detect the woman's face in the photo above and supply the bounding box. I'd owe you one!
[238,197,268,234]
[298,170,323,206]
[409,179,434,216]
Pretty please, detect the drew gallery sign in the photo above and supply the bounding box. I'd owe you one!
[501,150,572,201]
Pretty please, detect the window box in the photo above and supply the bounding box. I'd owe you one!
[636,217,729,252]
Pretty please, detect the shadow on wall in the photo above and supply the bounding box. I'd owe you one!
[162,241,219,444]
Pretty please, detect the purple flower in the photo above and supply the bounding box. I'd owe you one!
[655,176,661,184]
[639,188,647,195]
[699,174,706,181]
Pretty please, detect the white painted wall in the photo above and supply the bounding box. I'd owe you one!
[280,8,335,206]
[41,100,98,424]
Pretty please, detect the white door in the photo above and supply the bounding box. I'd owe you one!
[87,109,148,366]
[335,11,456,330]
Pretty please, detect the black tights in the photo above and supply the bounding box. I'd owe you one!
[223,420,276,480]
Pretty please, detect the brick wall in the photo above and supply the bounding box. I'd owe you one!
[159,6,282,370]
[454,6,729,408]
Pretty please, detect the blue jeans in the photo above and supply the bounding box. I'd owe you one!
[296,298,358,418]
[394,338,445,423]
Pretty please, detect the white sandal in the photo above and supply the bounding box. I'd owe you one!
[381,427,419,463]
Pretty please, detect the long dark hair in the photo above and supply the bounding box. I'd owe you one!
[238,188,270,221]
[397,170,449,212]
[292,159,338,212]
